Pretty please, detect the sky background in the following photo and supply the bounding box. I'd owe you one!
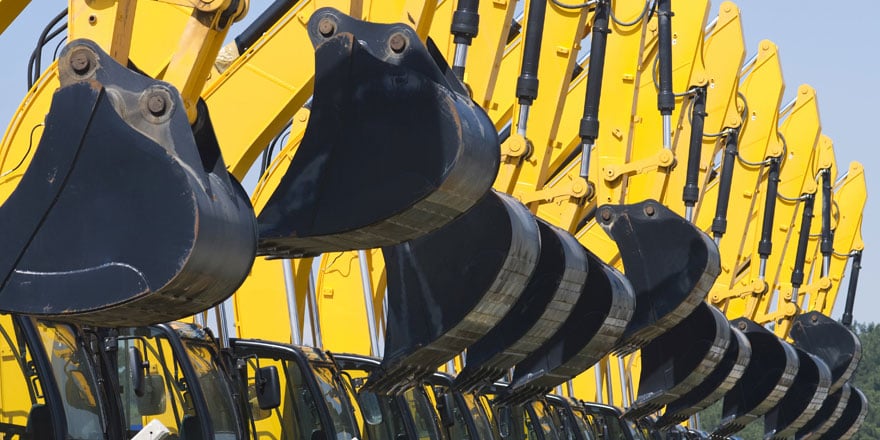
[1,1,877,323]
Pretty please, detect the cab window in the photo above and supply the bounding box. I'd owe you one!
[35,320,104,440]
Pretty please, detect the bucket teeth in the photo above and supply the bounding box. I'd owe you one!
[597,200,720,354]
[257,8,499,257]
[790,311,862,394]
[454,220,588,392]
[499,249,635,403]
[764,348,832,439]
[712,319,799,437]
[623,302,731,420]
[0,40,256,326]
[367,191,540,393]
[655,325,751,428]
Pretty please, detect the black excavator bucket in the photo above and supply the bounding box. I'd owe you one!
[257,8,499,257]
[764,347,832,439]
[596,200,720,353]
[453,220,587,392]
[367,191,540,394]
[0,40,256,326]
[713,319,799,437]
[796,382,852,439]
[790,311,861,394]
[500,251,636,403]
[654,325,752,428]
[623,302,731,420]
[821,385,868,439]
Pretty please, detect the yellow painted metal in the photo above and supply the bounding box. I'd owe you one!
[795,135,837,313]
[68,0,137,64]
[810,162,866,316]
[427,0,516,105]
[699,40,784,319]
[162,0,248,122]
[315,250,386,354]
[0,0,29,36]
[0,314,42,430]
[493,2,589,197]
[745,85,822,334]
[661,1,744,217]
[612,0,710,208]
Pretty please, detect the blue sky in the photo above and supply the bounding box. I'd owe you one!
[1,1,877,323]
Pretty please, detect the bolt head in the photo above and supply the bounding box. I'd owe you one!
[644,205,656,216]
[70,49,91,75]
[600,208,612,221]
[738,322,747,331]
[318,18,336,37]
[147,94,167,116]
[389,33,407,53]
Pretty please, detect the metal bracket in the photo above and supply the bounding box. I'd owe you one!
[516,177,590,205]
[709,279,766,304]
[602,148,675,182]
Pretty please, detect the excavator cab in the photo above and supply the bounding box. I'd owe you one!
[0,314,115,439]
[114,323,245,439]
[334,353,448,440]
[229,340,362,440]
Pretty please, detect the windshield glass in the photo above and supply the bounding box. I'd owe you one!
[463,392,495,440]
[311,364,360,439]
[529,401,560,440]
[402,387,445,440]
[0,316,47,438]
[182,339,240,439]
[35,320,104,440]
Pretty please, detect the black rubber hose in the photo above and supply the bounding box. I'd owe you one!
[790,194,815,290]
[656,0,674,115]
[682,87,707,209]
[711,129,738,240]
[234,0,300,53]
[841,250,861,328]
[516,0,548,104]
[757,157,781,260]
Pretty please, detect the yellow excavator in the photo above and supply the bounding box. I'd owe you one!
[0,0,869,439]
